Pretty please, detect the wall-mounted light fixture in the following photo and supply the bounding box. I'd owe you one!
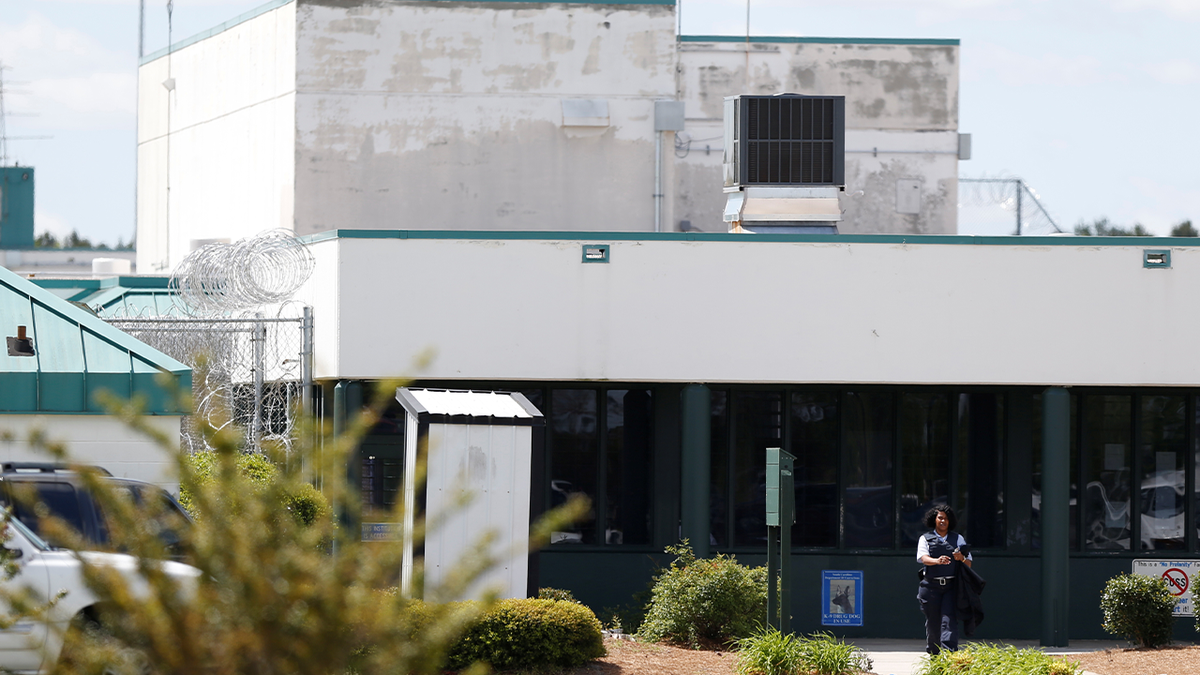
[1143,249,1171,269]
[582,244,610,264]
[6,325,34,357]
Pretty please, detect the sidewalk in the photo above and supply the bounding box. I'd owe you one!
[852,639,1127,675]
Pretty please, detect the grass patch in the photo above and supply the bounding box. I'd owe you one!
[734,628,870,675]
[914,643,1081,675]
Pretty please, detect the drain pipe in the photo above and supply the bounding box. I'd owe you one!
[654,130,663,232]
[653,100,685,232]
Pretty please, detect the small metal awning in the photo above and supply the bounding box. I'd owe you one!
[395,388,542,424]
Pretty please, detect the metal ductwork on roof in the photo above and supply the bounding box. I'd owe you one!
[722,94,845,234]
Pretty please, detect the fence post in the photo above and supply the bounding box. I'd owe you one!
[251,312,265,449]
[301,306,314,418]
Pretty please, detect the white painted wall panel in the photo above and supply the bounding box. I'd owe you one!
[300,235,1200,388]
[0,415,185,493]
[421,423,530,600]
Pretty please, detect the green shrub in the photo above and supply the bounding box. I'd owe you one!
[180,449,331,526]
[1195,572,1200,634]
[796,632,870,675]
[448,598,605,670]
[734,627,802,675]
[915,643,1080,675]
[1100,572,1176,648]
[735,629,869,675]
[537,587,580,603]
[637,540,767,648]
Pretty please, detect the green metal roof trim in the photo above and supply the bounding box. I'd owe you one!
[681,35,959,46]
[303,229,1200,247]
[30,277,185,318]
[0,267,190,415]
[141,0,673,65]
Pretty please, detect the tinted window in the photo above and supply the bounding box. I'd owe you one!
[9,482,86,546]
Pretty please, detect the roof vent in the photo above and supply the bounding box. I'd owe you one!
[7,325,34,357]
[722,94,845,233]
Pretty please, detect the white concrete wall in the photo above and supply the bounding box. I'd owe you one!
[292,1,677,236]
[137,2,298,273]
[298,234,1200,387]
[0,415,185,493]
[675,40,960,234]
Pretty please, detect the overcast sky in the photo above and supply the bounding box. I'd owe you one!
[2,0,1199,245]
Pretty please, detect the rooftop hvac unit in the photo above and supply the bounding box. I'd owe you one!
[722,94,845,233]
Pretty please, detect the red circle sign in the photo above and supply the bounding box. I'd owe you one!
[1162,568,1189,596]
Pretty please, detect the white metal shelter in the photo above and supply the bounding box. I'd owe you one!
[396,387,542,601]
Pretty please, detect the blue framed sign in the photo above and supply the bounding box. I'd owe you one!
[822,570,863,626]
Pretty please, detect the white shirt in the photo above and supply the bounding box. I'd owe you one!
[916,532,973,562]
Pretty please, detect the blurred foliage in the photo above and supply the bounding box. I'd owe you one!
[0,372,586,675]
[179,449,330,527]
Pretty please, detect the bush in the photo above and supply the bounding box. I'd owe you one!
[915,643,1080,675]
[449,598,605,670]
[1195,572,1200,635]
[538,587,580,603]
[637,540,767,648]
[735,628,869,675]
[1100,573,1176,648]
[180,449,331,526]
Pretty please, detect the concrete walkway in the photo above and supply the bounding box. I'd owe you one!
[852,639,1127,675]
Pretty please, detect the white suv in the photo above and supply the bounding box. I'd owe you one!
[0,516,199,674]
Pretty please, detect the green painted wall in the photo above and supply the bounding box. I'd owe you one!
[0,167,34,249]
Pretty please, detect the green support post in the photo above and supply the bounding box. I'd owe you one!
[766,447,795,633]
[333,381,364,535]
[1041,387,1070,647]
[681,384,711,558]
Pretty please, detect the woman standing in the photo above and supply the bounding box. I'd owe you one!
[916,504,972,655]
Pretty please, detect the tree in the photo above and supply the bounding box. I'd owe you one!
[34,232,61,248]
[1170,220,1197,237]
[15,375,585,674]
[1073,218,1152,236]
[62,230,94,249]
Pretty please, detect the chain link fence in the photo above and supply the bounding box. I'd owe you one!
[107,310,313,453]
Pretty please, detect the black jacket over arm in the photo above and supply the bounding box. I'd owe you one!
[955,561,986,636]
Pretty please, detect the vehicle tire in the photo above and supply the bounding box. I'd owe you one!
[55,614,154,675]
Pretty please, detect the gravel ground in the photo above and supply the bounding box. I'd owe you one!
[1069,644,1200,675]
[581,637,1200,675]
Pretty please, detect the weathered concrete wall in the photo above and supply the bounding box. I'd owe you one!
[293,0,677,235]
[136,2,298,272]
[299,232,1199,387]
[675,39,960,234]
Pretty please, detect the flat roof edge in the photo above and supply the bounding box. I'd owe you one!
[300,229,1200,247]
[681,35,960,46]
[140,0,294,65]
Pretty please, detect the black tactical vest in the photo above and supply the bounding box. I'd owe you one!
[923,531,959,579]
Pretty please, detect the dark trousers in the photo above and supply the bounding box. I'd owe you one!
[917,579,958,655]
